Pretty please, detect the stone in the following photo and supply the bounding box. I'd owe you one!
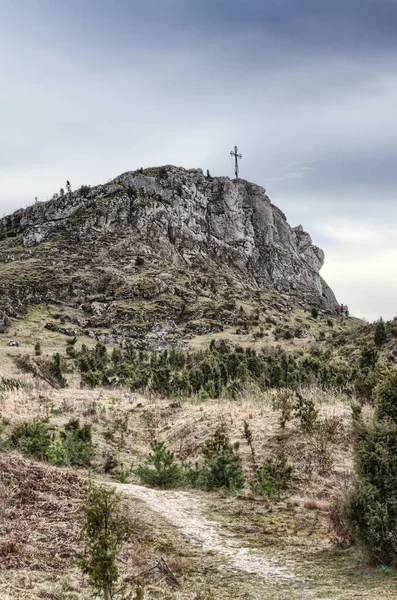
[0,166,338,337]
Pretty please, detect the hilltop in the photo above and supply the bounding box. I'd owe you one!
[0,165,339,351]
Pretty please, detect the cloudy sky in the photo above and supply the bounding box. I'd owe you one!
[1,0,396,321]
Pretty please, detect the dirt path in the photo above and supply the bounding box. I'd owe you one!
[114,483,295,581]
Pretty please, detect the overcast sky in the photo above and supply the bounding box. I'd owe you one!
[1,0,396,321]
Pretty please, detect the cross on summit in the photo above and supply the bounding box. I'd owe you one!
[230,145,242,181]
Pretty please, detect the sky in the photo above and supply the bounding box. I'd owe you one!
[1,0,397,321]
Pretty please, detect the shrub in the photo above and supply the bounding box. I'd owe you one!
[271,389,295,430]
[60,419,94,466]
[11,418,51,460]
[311,308,319,319]
[137,440,183,488]
[79,184,91,197]
[374,319,387,347]
[201,423,245,494]
[34,341,42,356]
[79,484,132,599]
[135,256,144,267]
[375,370,397,422]
[294,392,318,433]
[47,435,68,466]
[201,451,245,494]
[11,417,94,467]
[250,456,293,500]
[344,419,397,566]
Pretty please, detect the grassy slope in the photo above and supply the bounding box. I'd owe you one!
[1,375,397,599]
[1,303,397,598]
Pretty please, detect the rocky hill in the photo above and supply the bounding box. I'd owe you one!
[0,166,337,347]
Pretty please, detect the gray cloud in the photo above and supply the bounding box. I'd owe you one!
[0,0,396,320]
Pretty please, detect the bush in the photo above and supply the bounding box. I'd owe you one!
[375,370,397,422]
[137,441,183,488]
[135,256,144,267]
[250,456,293,500]
[59,419,95,466]
[201,452,245,494]
[79,184,91,197]
[374,319,387,347]
[47,435,68,466]
[114,463,132,484]
[344,419,397,566]
[11,418,94,466]
[294,392,318,433]
[271,389,295,430]
[34,341,42,356]
[11,418,51,460]
[311,308,319,319]
[200,423,245,494]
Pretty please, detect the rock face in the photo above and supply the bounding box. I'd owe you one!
[0,166,337,316]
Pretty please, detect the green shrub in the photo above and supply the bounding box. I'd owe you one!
[271,389,295,430]
[73,340,356,399]
[311,308,319,319]
[294,392,318,432]
[201,423,245,494]
[201,452,245,494]
[60,419,94,466]
[79,184,91,197]
[250,456,293,500]
[137,440,183,488]
[66,345,77,358]
[374,319,387,347]
[11,418,51,460]
[375,370,397,422]
[344,419,397,566]
[47,435,68,466]
[11,417,94,467]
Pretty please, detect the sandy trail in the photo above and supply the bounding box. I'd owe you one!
[114,483,295,581]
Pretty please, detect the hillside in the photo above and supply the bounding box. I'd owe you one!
[1,167,397,600]
[0,166,338,351]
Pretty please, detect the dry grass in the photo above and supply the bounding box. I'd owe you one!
[1,376,397,599]
[0,377,356,500]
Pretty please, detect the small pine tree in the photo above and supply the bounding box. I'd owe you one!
[79,484,132,600]
[34,341,42,356]
[137,441,182,488]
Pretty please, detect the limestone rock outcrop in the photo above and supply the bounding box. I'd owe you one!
[0,166,337,317]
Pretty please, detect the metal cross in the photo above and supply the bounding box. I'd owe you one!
[230,146,242,181]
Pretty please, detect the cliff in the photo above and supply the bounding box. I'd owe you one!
[0,166,337,347]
